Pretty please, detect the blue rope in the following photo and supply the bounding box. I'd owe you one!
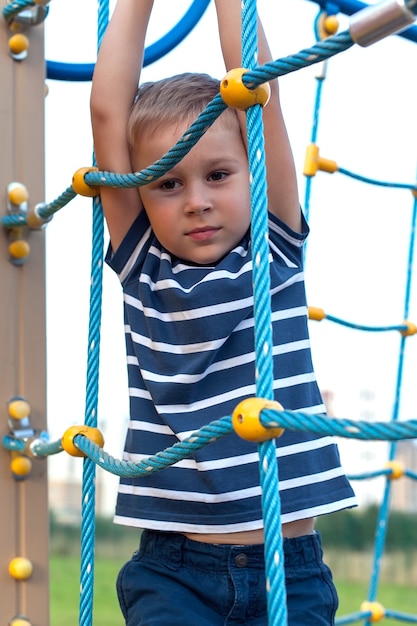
[2,0,37,21]
[324,315,411,334]
[6,409,416,469]
[304,10,328,225]
[242,2,287,624]
[1,31,355,231]
[78,2,109,625]
[361,178,417,626]
[301,8,417,625]
[3,2,417,624]
[338,167,417,192]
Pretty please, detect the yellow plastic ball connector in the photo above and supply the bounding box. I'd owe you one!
[232,397,284,442]
[360,601,385,622]
[8,183,29,206]
[9,34,29,59]
[9,240,30,262]
[220,68,271,111]
[72,167,100,197]
[8,557,33,581]
[317,13,339,40]
[400,320,417,337]
[324,15,339,35]
[8,398,31,420]
[11,455,32,479]
[62,425,105,457]
[384,460,404,480]
[9,617,32,626]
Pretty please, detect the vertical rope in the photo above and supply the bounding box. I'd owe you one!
[303,68,324,224]
[79,1,109,625]
[241,1,287,624]
[365,193,417,620]
[304,10,327,228]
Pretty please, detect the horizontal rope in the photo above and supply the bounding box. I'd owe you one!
[339,166,417,192]
[5,409,416,475]
[1,32,354,228]
[325,314,409,333]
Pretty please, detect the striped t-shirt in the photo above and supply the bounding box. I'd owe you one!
[106,210,356,532]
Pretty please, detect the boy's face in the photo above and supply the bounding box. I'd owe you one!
[133,118,251,265]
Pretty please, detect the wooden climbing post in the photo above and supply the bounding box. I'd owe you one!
[0,5,49,625]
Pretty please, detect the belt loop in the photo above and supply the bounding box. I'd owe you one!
[165,534,184,571]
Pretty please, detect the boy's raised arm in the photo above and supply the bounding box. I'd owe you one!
[214,0,301,233]
[90,0,154,251]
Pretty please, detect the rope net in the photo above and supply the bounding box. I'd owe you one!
[2,1,417,625]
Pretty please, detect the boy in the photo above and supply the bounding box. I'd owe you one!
[90,1,356,624]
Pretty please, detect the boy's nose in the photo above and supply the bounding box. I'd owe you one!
[184,185,212,215]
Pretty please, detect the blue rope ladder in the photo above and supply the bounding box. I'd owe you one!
[2,1,417,625]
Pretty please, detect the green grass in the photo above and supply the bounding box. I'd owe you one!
[51,555,125,626]
[50,555,417,625]
[336,581,417,624]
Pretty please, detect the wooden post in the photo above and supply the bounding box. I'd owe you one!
[0,8,49,625]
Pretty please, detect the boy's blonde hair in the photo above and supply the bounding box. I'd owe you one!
[127,72,240,149]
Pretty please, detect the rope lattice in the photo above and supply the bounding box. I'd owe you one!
[1,31,355,230]
[302,9,417,625]
[4,410,417,471]
[2,2,417,626]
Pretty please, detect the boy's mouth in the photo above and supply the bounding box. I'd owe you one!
[187,226,220,241]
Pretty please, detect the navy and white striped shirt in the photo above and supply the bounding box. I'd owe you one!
[106,210,356,532]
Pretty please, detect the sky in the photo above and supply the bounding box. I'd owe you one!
[42,0,417,512]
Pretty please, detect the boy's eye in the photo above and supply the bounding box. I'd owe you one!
[208,171,227,182]
[160,179,179,190]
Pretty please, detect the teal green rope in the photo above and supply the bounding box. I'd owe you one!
[5,410,417,466]
[1,32,356,231]
[2,0,38,21]
[302,10,417,626]
[78,2,110,625]
[318,315,411,334]
[242,1,286,624]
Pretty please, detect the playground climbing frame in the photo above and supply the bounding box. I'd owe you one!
[0,6,49,625]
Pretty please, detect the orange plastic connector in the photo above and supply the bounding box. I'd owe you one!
[317,13,339,40]
[8,239,30,262]
[384,460,404,480]
[8,398,31,420]
[61,425,105,457]
[323,15,339,35]
[232,397,284,442]
[11,454,32,478]
[400,320,417,337]
[220,68,270,111]
[308,306,326,321]
[360,601,385,622]
[303,144,338,177]
[72,167,100,197]
[9,34,29,57]
[8,183,29,205]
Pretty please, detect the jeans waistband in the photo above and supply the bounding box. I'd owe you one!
[139,529,323,571]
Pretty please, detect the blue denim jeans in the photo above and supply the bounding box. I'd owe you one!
[116,529,338,625]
